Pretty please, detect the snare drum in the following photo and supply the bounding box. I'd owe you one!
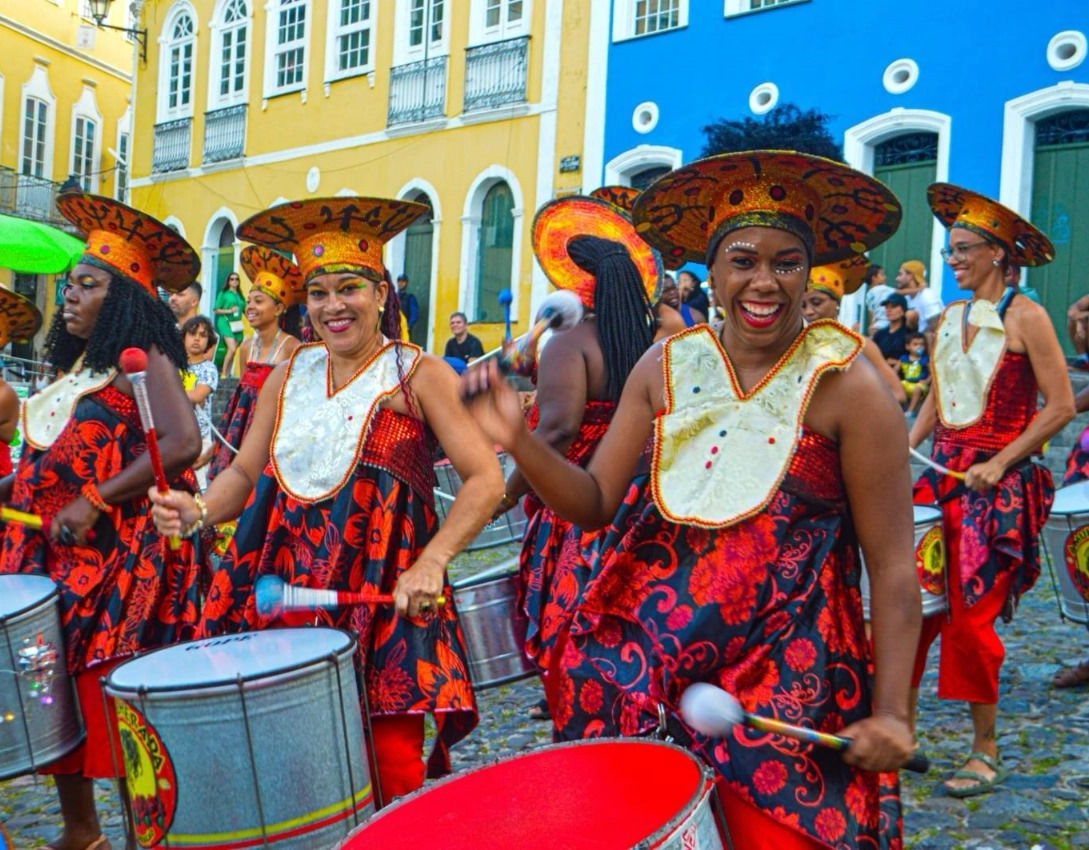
[1041,483,1089,625]
[105,628,372,849]
[339,739,728,850]
[0,574,83,779]
[453,564,534,689]
[435,453,528,549]
[861,505,947,620]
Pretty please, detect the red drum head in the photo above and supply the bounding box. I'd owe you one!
[342,740,710,849]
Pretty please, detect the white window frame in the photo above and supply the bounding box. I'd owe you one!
[612,0,687,42]
[324,0,376,83]
[603,144,683,186]
[209,0,250,109]
[394,0,448,66]
[157,3,197,123]
[458,165,524,321]
[264,0,311,97]
[19,65,56,180]
[469,0,529,45]
[723,0,806,18]
[69,86,102,193]
[115,109,132,202]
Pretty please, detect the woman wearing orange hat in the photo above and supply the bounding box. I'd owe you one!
[466,151,919,850]
[908,185,1073,797]
[801,257,907,406]
[0,194,203,850]
[497,195,659,722]
[148,197,502,805]
[205,246,301,484]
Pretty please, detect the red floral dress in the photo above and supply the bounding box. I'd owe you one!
[199,406,478,778]
[0,384,202,674]
[206,360,275,483]
[519,399,616,670]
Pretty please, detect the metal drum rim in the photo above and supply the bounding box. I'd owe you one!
[452,560,520,589]
[0,574,59,621]
[103,627,357,697]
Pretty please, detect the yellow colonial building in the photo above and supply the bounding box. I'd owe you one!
[127,0,595,354]
[0,0,134,359]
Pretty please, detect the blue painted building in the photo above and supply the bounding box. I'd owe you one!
[587,0,1089,344]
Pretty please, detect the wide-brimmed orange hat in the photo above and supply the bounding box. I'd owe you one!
[927,183,1054,267]
[807,254,870,301]
[632,150,902,268]
[533,196,661,309]
[0,287,42,346]
[237,197,428,283]
[239,245,304,306]
[56,193,200,294]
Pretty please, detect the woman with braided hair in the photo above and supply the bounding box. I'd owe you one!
[148,197,501,803]
[495,197,659,723]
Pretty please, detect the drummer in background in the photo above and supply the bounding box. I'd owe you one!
[0,284,43,473]
[148,197,502,802]
[0,194,203,850]
[908,185,1073,797]
[205,245,301,484]
[496,195,658,722]
[800,257,907,406]
[465,151,919,849]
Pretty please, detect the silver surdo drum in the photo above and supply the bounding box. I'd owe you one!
[0,574,83,779]
[1041,483,1089,624]
[453,563,534,689]
[861,504,947,620]
[105,628,372,849]
[434,453,527,550]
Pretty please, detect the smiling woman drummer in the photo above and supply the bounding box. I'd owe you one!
[149,197,502,802]
[465,151,920,850]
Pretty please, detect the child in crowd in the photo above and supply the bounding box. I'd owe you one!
[899,331,930,418]
[182,315,219,488]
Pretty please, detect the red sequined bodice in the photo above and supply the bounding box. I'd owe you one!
[936,351,1038,453]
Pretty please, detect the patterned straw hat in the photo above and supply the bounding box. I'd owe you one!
[56,193,201,294]
[239,245,305,306]
[533,196,661,309]
[591,185,685,271]
[631,150,902,268]
[927,183,1054,267]
[0,286,42,347]
[807,254,870,301]
[237,197,429,283]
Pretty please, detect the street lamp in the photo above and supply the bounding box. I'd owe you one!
[86,0,147,64]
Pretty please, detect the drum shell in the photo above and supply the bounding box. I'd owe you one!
[338,738,727,850]
[453,566,535,689]
[0,574,84,780]
[1042,484,1089,625]
[435,453,527,549]
[105,630,372,850]
[861,505,948,620]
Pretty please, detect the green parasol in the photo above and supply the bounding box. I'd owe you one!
[0,212,85,274]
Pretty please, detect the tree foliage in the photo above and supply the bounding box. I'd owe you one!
[701,104,843,161]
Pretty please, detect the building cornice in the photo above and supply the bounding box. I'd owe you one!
[0,15,132,83]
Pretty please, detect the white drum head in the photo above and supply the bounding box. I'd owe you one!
[0,574,57,619]
[913,505,942,524]
[1051,482,1089,517]
[106,628,354,693]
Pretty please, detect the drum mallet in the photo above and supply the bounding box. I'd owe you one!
[119,347,180,550]
[679,682,929,774]
[497,290,583,376]
[255,574,446,620]
[0,506,96,543]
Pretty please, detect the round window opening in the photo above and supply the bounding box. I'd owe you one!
[632,101,660,135]
[749,83,779,116]
[1048,31,1087,71]
[883,59,919,95]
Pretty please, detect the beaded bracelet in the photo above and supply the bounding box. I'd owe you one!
[180,492,208,538]
[81,482,110,513]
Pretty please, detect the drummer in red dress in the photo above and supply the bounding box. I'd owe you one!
[465,151,920,850]
[205,245,301,484]
[148,197,502,803]
[0,284,43,474]
[908,185,1073,796]
[0,194,204,850]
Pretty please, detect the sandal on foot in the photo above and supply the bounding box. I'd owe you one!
[528,698,551,721]
[944,751,1009,798]
[45,835,111,850]
[1052,660,1089,689]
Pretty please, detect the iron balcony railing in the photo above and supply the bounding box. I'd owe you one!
[387,56,447,127]
[0,167,71,228]
[463,36,529,113]
[152,117,192,173]
[203,104,247,164]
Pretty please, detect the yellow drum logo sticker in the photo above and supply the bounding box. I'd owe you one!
[1064,525,1089,603]
[115,701,177,847]
[915,526,945,597]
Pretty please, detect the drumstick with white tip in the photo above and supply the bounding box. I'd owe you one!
[254,574,446,620]
[497,290,584,377]
[680,682,929,774]
[909,446,965,481]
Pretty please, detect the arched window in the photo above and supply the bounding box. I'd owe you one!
[630,165,670,190]
[159,6,196,120]
[474,182,513,323]
[211,0,249,106]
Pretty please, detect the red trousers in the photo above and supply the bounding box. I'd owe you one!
[42,658,127,779]
[910,510,1013,704]
[717,785,826,850]
[370,714,426,803]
